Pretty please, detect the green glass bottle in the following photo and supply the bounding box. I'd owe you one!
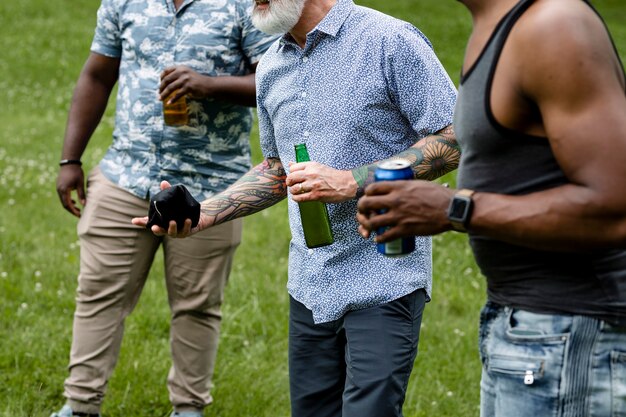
[294,143,334,248]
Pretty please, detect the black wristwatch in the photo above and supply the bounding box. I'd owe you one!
[447,189,475,232]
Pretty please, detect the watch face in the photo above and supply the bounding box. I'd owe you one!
[448,196,471,222]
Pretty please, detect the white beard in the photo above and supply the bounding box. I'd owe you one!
[251,0,307,35]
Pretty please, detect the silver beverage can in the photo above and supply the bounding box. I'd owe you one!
[374,159,415,257]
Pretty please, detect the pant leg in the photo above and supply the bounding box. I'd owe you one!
[163,218,242,412]
[288,296,346,417]
[64,167,161,415]
[342,290,426,417]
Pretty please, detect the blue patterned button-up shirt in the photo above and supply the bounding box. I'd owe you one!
[91,0,277,200]
[257,0,457,323]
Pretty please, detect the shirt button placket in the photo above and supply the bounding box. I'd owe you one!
[299,52,310,146]
[169,18,177,61]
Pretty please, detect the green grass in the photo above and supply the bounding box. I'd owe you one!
[0,0,624,416]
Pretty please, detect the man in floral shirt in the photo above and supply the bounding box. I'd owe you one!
[52,1,276,416]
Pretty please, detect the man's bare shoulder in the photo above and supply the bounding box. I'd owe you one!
[513,0,609,54]
[508,0,621,97]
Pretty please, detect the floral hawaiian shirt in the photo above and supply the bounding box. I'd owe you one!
[92,0,277,200]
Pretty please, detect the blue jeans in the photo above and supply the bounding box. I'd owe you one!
[288,290,426,417]
[479,302,626,417]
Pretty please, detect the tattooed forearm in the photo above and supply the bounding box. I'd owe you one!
[200,158,287,226]
[351,125,460,197]
[412,131,460,180]
[351,165,377,198]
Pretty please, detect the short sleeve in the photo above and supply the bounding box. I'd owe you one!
[257,98,279,159]
[383,24,457,137]
[90,0,122,58]
[237,0,280,65]
[256,57,279,159]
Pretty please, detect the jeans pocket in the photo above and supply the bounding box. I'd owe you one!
[488,355,545,385]
[506,308,572,342]
[484,352,563,417]
[481,309,570,417]
[611,350,626,417]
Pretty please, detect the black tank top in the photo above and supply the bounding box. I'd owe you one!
[454,0,626,326]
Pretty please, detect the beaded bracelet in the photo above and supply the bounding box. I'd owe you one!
[59,159,82,166]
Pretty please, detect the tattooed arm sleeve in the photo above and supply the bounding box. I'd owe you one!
[198,157,287,229]
[351,125,460,198]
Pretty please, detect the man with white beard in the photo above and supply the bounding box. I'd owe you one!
[134,0,458,415]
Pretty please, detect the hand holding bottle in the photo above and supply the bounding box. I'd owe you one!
[287,161,358,203]
[159,65,212,103]
[291,144,334,248]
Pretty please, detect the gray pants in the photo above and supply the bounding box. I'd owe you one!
[288,290,426,417]
[64,167,242,414]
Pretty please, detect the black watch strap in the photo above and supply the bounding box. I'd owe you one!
[447,189,475,232]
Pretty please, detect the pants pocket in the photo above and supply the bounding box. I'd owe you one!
[481,309,570,417]
[488,355,545,386]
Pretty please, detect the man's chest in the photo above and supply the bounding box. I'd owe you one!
[118,1,240,70]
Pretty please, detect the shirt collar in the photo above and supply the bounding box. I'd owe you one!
[279,0,354,48]
[315,0,353,37]
[171,0,195,14]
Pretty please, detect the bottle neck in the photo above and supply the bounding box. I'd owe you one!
[294,144,311,162]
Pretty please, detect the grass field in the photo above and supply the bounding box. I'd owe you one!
[0,1,624,416]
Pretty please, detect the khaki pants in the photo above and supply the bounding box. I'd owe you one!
[64,167,241,414]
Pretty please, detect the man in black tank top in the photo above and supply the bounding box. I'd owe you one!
[357,0,626,416]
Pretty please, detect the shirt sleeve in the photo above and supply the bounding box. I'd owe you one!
[383,23,457,138]
[256,57,280,159]
[237,0,280,65]
[257,100,279,159]
[90,0,122,58]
